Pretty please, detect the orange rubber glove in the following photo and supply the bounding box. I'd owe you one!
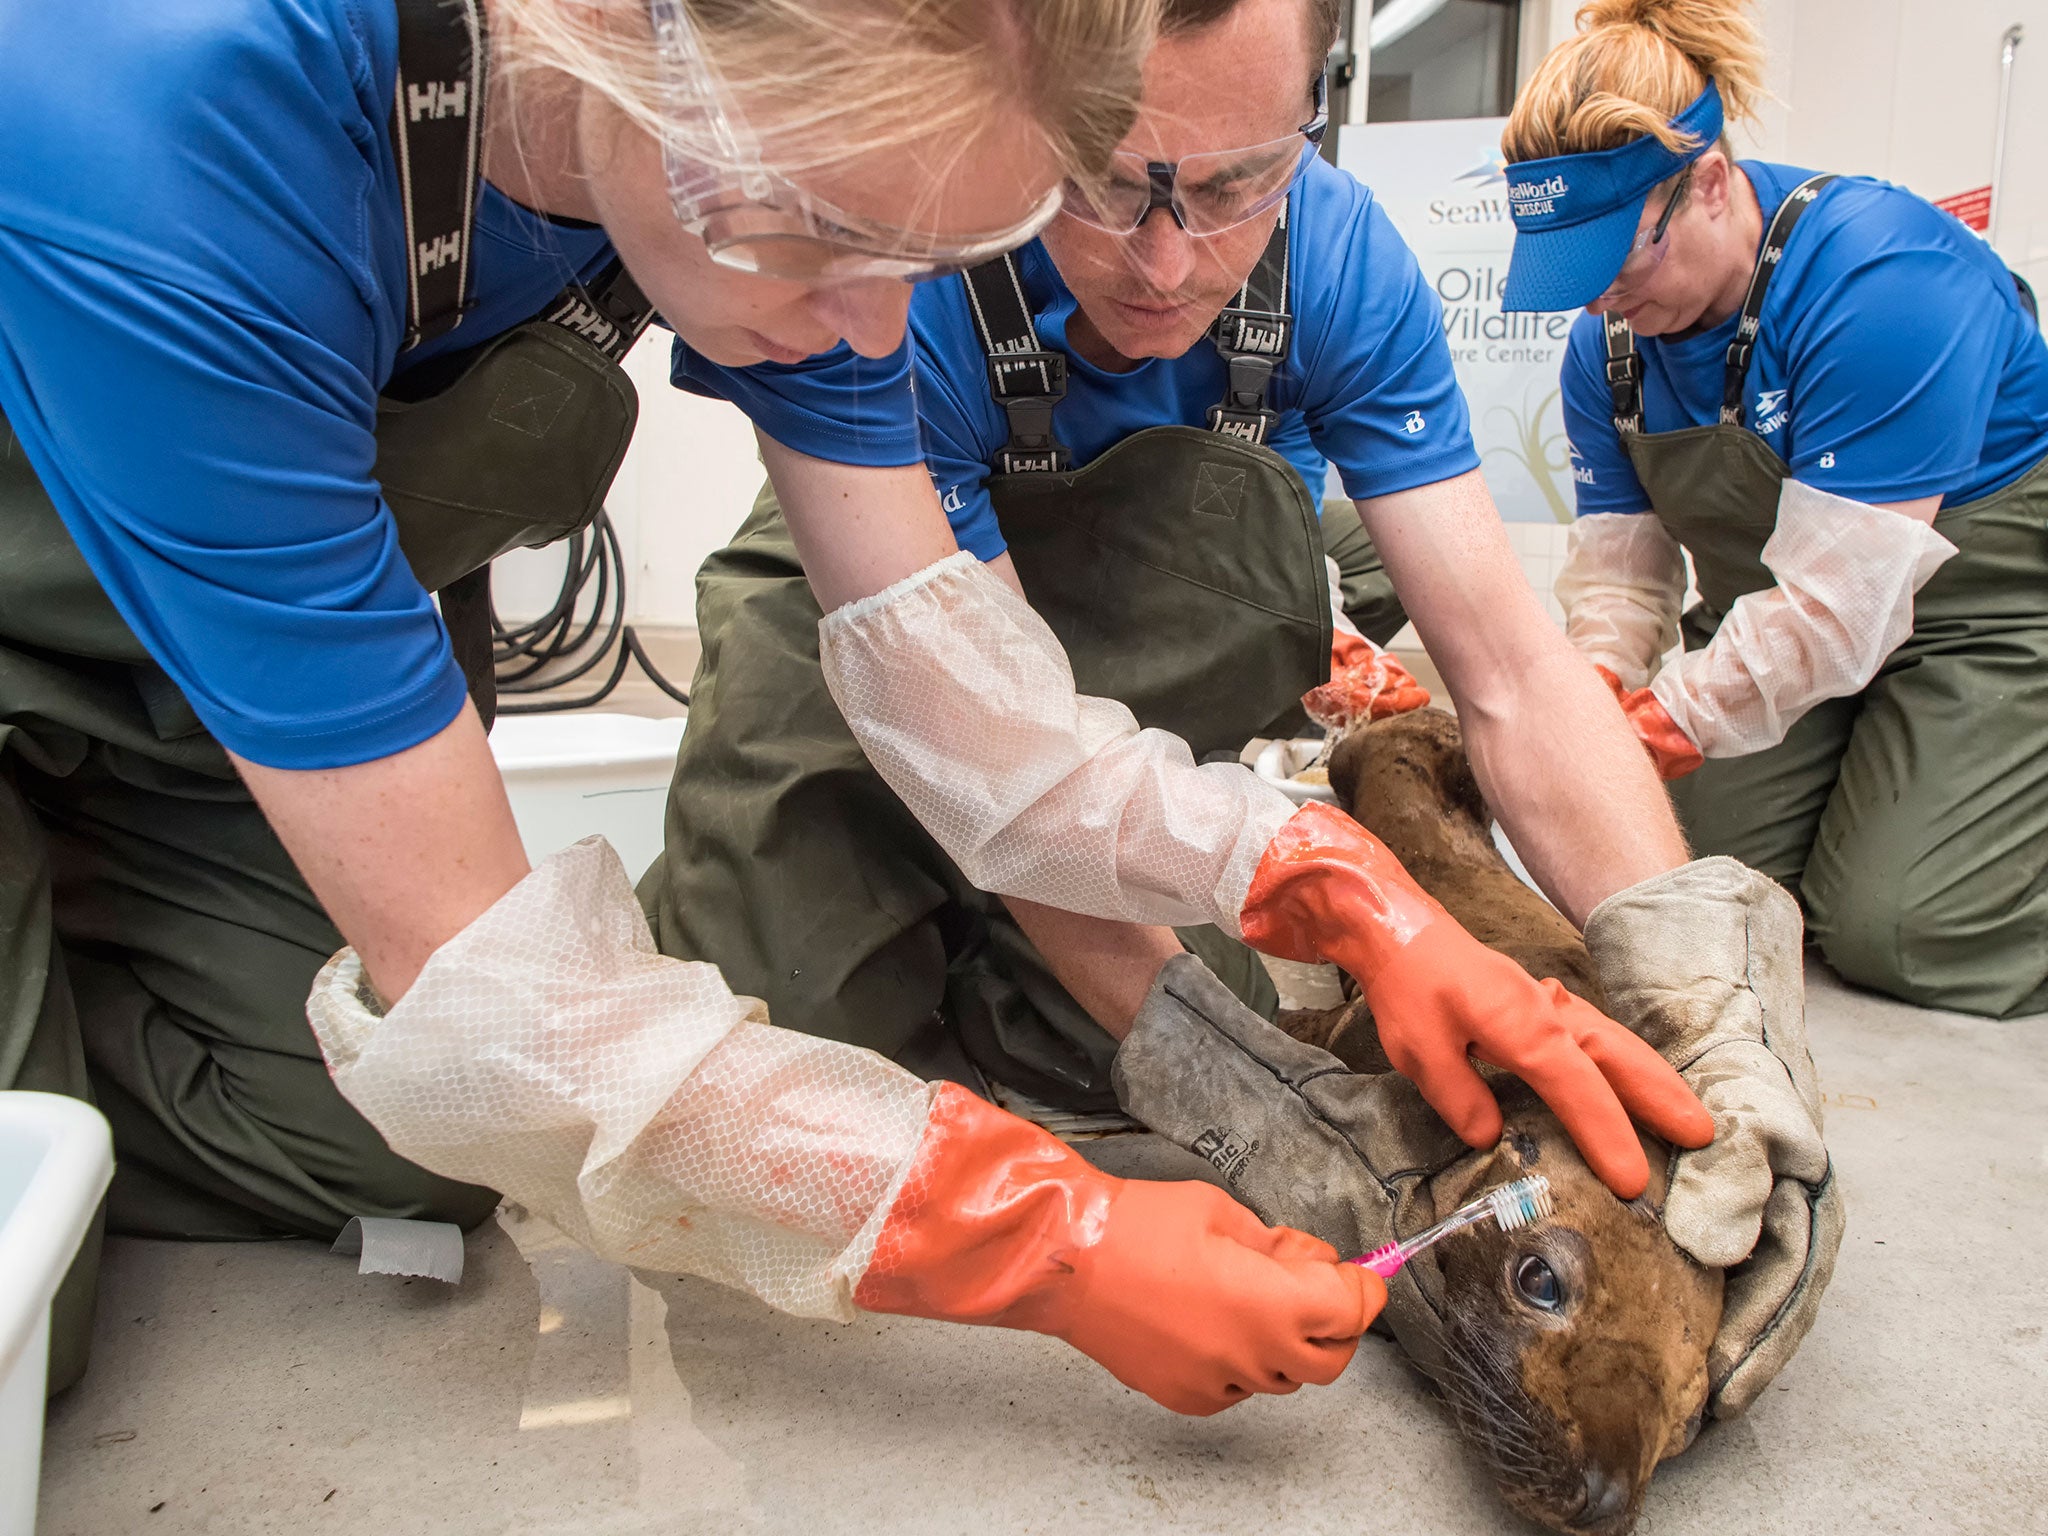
[1238,803,1714,1199]
[856,1084,1381,1415]
[1594,665,1704,780]
[1301,633,1431,735]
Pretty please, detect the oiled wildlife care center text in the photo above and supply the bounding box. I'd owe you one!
[1433,263,1573,366]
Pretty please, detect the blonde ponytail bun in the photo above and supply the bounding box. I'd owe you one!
[1504,0,1766,163]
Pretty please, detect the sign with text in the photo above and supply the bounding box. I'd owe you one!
[1933,184,1993,233]
[1337,118,1582,524]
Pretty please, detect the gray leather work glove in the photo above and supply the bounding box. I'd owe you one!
[1582,856,1846,1418]
[1111,953,1470,1376]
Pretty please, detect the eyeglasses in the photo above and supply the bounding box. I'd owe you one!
[1059,75,1329,237]
[649,0,1065,283]
[1606,167,1692,293]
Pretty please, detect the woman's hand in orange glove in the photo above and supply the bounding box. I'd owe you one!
[1594,665,1704,780]
[1238,804,1714,1199]
[855,1084,1381,1415]
[1302,633,1431,735]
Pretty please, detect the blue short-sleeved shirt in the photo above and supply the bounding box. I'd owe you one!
[678,156,1481,560]
[1562,162,2048,517]
[0,0,870,770]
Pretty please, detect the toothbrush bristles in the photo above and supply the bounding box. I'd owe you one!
[1485,1174,1554,1232]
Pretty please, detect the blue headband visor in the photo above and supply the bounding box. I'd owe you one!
[1500,83,1724,313]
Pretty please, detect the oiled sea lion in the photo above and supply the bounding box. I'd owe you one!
[1281,708,1722,1536]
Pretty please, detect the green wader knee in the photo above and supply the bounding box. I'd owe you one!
[646,432,1403,1111]
[1619,393,2048,1015]
[1,413,510,1392]
[0,279,637,1388]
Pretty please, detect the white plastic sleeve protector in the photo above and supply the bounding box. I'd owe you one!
[818,552,1300,938]
[1647,479,1957,759]
[306,837,939,1322]
[1326,555,1364,644]
[1555,512,1688,689]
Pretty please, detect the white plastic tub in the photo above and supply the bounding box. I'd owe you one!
[1252,736,1340,805]
[488,712,688,887]
[0,1093,113,1536]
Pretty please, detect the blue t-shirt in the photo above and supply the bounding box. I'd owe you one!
[1563,162,2048,517]
[0,0,863,770]
[678,156,1480,560]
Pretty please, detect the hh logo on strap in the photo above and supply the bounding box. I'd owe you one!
[416,232,463,276]
[548,295,623,352]
[408,80,468,121]
[1192,462,1247,519]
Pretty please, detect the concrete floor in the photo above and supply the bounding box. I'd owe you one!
[35,960,2047,1536]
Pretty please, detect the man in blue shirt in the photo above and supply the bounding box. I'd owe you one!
[650,0,1847,1424]
[650,0,1697,1109]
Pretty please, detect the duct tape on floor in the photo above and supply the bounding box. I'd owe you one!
[331,1216,466,1284]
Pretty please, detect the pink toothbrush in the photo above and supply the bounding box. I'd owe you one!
[1352,1174,1554,1278]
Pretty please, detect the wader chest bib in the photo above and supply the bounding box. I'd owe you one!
[1606,174,2048,1016]
[647,209,1404,1110]
[0,0,651,1391]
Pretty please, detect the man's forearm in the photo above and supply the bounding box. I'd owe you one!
[999,897,1183,1042]
[1459,632,1689,927]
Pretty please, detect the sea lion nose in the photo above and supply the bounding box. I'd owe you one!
[1564,1466,1630,1536]
[1577,1464,1632,1528]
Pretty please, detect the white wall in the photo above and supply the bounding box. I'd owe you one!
[1525,0,2046,287]
[1758,1,2045,292]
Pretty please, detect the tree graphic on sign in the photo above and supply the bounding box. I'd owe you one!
[1484,385,1573,524]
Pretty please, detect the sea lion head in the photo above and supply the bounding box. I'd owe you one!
[1426,1089,1722,1536]
[1292,704,1724,1532]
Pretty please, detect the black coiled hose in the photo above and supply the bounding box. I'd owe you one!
[490,509,691,714]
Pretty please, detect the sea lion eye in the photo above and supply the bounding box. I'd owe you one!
[1513,1254,1563,1312]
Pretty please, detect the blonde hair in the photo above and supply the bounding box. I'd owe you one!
[1503,0,1766,163]
[494,0,1158,184]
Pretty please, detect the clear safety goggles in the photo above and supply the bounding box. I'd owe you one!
[1605,167,1692,293]
[1059,75,1328,237]
[649,0,1062,283]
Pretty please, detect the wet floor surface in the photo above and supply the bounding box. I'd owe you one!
[37,960,2047,1535]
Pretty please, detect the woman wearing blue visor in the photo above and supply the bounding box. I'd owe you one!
[1502,0,2048,1017]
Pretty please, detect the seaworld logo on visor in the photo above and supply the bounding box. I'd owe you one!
[1508,174,1569,217]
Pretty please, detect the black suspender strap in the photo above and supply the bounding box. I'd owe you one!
[1719,173,1835,426]
[392,0,654,361]
[1604,172,1836,437]
[540,260,657,362]
[1605,312,1644,437]
[963,256,1072,474]
[392,0,487,352]
[963,203,1292,474]
[1207,203,1292,444]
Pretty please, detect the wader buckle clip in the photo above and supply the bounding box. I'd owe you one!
[986,349,1068,403]
[1207,401,1280,445]
[988,349,1072,474]
[1207,351,1281,444]
[1213,308,1290,362]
